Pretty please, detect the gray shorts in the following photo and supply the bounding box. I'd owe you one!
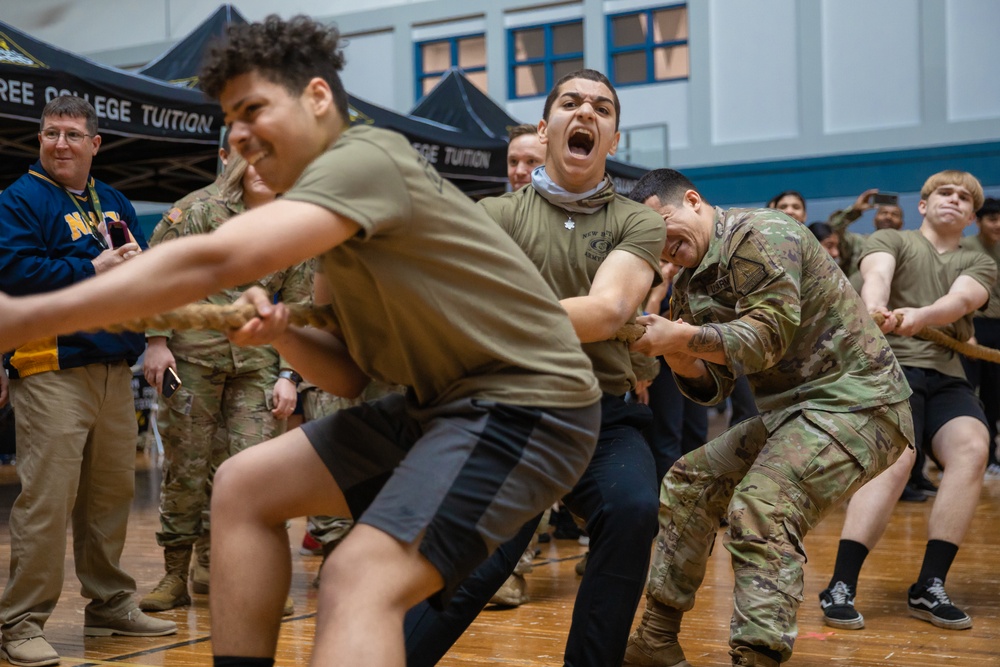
[301,392,599,605]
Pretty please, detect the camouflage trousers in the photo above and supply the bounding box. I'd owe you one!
[156,358,284,547]
[646,401,912,661]
[301,381,403,545]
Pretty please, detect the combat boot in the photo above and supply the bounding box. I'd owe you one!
[623,598,693,666]
[140,546,192,611]
[191,532,210,594]
[729,647,779,667]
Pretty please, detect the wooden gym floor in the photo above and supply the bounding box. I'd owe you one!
[0,429,996,666]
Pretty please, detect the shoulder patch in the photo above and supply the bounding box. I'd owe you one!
[729,235,778,296]
[166,207,184,224]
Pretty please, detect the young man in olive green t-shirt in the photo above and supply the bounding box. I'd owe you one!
[0,16,604,667]
[820,170,994,633]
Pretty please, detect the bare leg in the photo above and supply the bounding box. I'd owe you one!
[209,429,351,657]
[839,446,913,548]
[927,417,989,545]
[313,525,443,667]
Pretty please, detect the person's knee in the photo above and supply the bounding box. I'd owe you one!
[211,455,269,523]
[591,487,660,545]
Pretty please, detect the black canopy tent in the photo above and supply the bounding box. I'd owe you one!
[411,68,649,194]
[0,20,223,201]
[137,5,510,197]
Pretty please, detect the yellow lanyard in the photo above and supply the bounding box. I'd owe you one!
[64,182,109,250]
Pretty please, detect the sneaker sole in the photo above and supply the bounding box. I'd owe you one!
[822,614,865,630]
[0,648,60,667]
[83,626,178,637]
[908,608,973,630]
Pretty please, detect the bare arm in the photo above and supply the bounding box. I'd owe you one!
[560,249,655,343]
[630,313,728,367]
[859,251,897,333]
[891,275,990,337]
[0,199,359,352]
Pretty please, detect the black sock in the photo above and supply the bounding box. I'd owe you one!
[214,657,274,667]
[828,539,869,589]
[916,539,959,583]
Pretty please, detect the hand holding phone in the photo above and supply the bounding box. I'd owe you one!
[872,191,899,207]
[108,220,129,249]
[162,366,182,398]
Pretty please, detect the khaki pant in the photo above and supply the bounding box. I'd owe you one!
[1,363,139,639]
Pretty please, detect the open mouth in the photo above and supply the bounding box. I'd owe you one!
[669,239,682,258]
[568,129,594,157]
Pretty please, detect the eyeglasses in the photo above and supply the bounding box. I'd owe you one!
[40,129,92,144]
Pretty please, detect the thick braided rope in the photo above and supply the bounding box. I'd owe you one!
[101,303,647,343]
[871,312,1000,364]
[100,303,339,333]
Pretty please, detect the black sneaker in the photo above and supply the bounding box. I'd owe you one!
[899,483,927,502]
[907,577,972,630]
[819,581,864,630]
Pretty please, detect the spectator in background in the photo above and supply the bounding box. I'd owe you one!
[818,170,992,634]
[0,95,176,667]
[808,221,842,265]
[139,152,311,614]
[828,188,905,279]
[766,189,807,223]
[506,123,546,192]
[960,197,1000,478]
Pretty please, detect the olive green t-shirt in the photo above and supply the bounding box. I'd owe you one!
[959,234,1000,319]
[282,125,600,409]
[480,186,665,396]
[861,229,997,378]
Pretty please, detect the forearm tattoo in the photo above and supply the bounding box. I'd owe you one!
[688,326,722,354]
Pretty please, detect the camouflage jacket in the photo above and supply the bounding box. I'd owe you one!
[147,190,312,371]
[827,205,866,277]
[671,207,910,431]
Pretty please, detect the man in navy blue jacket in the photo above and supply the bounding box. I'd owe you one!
[0,96,176,667]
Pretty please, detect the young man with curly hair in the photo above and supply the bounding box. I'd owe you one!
[0,16,604,667]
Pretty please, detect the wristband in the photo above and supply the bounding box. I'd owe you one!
[278,369,303,386]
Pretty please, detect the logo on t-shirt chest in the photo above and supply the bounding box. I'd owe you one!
[583,230,613,263]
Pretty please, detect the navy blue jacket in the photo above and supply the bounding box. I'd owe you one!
[0,161,147,378]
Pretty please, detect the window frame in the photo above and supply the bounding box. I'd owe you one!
[507,18,585,100]
[414,32,487,103]
[606,3,689,88]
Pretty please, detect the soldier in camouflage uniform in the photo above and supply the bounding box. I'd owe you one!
[623,169,912,667]
[139,153,311,612]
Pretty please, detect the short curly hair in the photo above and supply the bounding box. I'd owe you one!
[201,15,349,122]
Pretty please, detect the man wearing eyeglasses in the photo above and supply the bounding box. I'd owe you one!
[0,95,176,667]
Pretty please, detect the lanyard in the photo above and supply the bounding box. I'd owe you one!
[64,182,109,250]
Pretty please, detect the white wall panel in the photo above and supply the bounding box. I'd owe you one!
[946,0,1000,122]
[618,82,689,150]
[708,0,799,145]
[341,31,397,109]
[821,0,921,134]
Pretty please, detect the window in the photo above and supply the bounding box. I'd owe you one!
[607,4,688,86]
[415,34,487,101]
[508,20,584,99]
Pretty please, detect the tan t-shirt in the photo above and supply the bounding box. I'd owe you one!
[282,125,600,409]
[480,187,665,396]
[861,229,997,378]
[959,234,1000,319]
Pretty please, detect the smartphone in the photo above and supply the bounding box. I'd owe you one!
[162,367,182,398]
[872,191,899,207]
[108,220,129,249]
